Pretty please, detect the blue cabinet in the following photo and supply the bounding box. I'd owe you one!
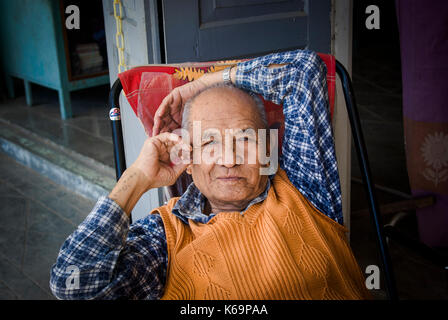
[0,0,109,119]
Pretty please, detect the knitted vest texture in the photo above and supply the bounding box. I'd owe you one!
[152,169,371,300]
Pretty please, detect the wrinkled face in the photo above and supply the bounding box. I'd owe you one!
[186,87,269,211]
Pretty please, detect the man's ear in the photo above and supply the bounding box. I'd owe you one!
[186,165,192,175]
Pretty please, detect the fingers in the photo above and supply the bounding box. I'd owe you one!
[153,107,166,136]
[171,160,189,179]
[152,119,162,136]
[159,127,170,134]
[152,122,160,137]
[153,88,184,136]
[153,133,191,163]
[153,94,172,136]
[158,132,191,181]
[154,132,181,145]
[156,94,173,118]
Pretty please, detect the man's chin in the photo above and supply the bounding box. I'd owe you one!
[212,192,251,204]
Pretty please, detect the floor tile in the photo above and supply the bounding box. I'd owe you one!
[26,200,78,241]
[0,255,53,300]
[0,281,19,300]
[22,230,67,293]
[0,154,95,300]
[0,196,28,268]
[0,84,114,168]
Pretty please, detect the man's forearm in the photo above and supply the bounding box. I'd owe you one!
[199,65,238,86]
[50,196,131,299]
[109,166,152,216]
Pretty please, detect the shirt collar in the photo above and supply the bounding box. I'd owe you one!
[172,175,273,224]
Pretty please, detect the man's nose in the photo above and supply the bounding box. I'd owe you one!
[217,141,239,167]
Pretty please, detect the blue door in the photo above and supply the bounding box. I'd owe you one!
[161,0,331,62]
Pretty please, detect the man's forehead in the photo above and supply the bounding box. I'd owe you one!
[194,84,249,101]
[188,85,265,132]
[192,86,254,111]
[201,122,257,135]
[192,116,259,132]
[197,113,254,125]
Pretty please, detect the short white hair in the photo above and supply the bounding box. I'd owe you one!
[181,83,268,131]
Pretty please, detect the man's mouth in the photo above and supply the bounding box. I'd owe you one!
[217,176,243,181]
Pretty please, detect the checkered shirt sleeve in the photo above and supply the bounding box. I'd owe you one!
[49,196,167,299]
[235,49,343,224]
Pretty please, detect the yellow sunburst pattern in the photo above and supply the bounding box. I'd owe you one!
[173,60,242,82]
[172,67,206,81]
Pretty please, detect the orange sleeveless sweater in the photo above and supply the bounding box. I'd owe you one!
[151,168,371,300]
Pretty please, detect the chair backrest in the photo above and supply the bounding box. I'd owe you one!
[117,54,336,198]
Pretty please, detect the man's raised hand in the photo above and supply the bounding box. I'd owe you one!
[132,132,192,190]
[109,132,191,215]
[152,77,209,135]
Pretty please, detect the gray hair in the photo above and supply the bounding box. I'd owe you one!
[181,83,268,131]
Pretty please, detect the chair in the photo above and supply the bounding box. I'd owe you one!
[107,54,398,300]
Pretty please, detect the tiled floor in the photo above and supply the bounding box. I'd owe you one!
[0,152,95,299]
[0,84,114,168]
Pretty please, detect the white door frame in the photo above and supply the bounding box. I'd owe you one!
[332,0,353,237]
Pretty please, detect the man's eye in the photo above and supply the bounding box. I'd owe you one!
[237,136,254,142]
[203,140,218,146]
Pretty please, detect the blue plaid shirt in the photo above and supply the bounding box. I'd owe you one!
[50,50,342,300]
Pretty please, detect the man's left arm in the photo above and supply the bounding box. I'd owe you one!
[232,50,343,224]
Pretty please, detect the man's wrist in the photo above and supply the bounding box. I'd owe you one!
[222,66,237,85]
[202,66,237,86]
[222,67,232,84]
[128,164,155,191]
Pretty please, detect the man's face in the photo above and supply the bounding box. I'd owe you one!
[186,87,269,212]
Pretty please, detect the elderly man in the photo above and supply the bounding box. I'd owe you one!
[50,50,371,300]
